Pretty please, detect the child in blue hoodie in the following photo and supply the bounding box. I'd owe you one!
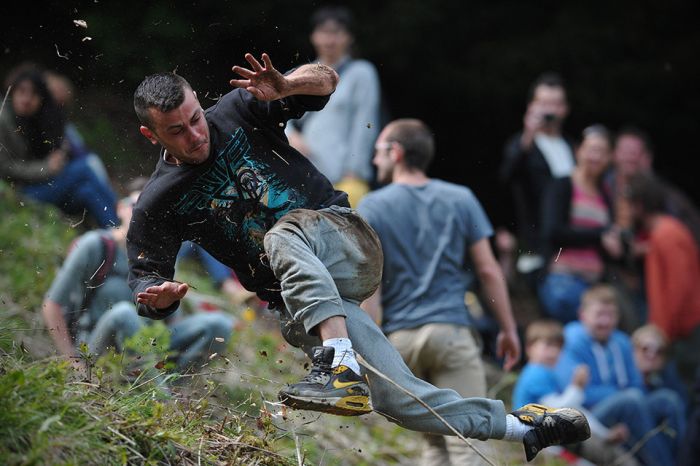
[556,284,684,466]
[514,319,635,465]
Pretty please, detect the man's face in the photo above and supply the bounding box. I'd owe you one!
[614,135,652,179]
[140,89,210,164]
[373,128,396,184]
[12,80,41,117]
[310,20,353,63]
[580,301,619,342]
[529,85,569,126]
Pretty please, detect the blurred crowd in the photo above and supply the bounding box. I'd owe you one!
[496,70,700,465]
[1,5,699,466]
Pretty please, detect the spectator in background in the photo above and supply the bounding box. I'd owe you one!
[286,5,380,207]
[499,73,575,288]
[44,69,111,184]
[632,324,688,407]
[513,319,637,466]
[41,183,233,372]
[359,119,520,466]
[0,69,118,227]
[607,126,700,246]
[625,172,700,386]
[557,284,683,466]
[603,127,700,328]
[539,125,622,323]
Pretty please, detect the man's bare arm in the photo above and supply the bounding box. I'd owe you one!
[230,53,338,101]
[283,62,339,96]
[470,237,521,371]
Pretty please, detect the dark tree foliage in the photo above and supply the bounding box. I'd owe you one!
[2,0,699,225]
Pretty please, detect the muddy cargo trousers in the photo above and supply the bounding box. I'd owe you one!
[263,205,507,440]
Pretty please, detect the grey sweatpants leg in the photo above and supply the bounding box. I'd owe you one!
[264,206,507,440]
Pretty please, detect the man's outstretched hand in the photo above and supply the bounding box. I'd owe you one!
[230,53,289,101]
[136,281,189,309]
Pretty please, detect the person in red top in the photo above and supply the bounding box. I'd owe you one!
[626,172,700,384]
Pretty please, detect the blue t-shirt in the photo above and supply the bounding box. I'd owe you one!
[357,180,493,333]
[512,363,562,409]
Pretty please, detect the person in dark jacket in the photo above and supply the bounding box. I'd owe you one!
[499,73,575,287]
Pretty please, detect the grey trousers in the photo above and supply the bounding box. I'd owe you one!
[263,206,507,440]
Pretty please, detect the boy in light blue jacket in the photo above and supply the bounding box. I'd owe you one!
[556,284,684,466]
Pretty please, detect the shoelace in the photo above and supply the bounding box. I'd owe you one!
[300,364,332,385]
[532,414,563,446]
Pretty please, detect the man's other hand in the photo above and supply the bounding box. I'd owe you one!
[136,281,189,309]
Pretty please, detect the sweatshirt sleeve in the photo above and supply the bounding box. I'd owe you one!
[126,205,183,319]
[222,87,330,127]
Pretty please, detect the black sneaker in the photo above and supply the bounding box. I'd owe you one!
[511,403,591,462]
[278,346,372,416]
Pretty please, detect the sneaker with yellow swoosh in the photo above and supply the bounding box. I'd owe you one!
[511,403,591,462]
[278,346,372,416]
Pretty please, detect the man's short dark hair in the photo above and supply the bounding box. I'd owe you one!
[310,5,354,34]
[616,125,655,156]
[134,72,192,128]
[625,172,666,214]
[385,119,435,172]
[527,72,566,103]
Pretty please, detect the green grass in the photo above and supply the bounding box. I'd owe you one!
[0,183,78,313]
[0,347,291,465]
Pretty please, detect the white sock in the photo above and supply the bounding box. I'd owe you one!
[323,337,361,375]
[502,414,534,441]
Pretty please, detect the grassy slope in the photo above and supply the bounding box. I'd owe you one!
[0,183,558,466]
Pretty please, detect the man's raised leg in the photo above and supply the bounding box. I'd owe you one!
[264,207,376,415]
